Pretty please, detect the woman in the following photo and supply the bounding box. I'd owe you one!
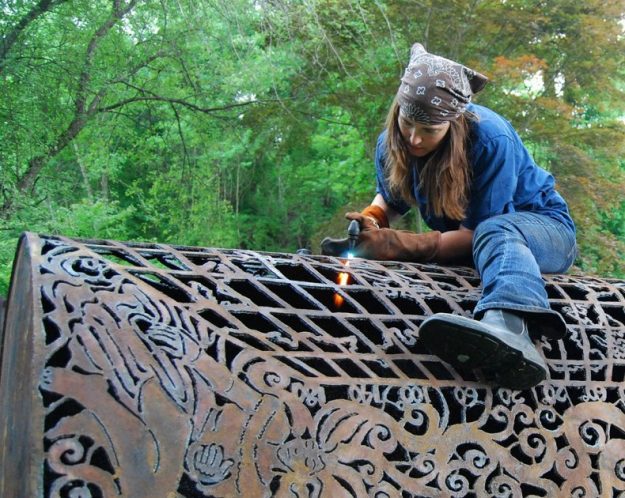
[321,43,577,390]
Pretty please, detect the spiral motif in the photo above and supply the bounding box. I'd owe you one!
[405,408,427,431]
[264,370,286,388]
[579,420,606,448]
[616,458,625,481]
[49,480,95,498]
[485,473,522,498]
[562,448,579,469]
[410,453,435,476]
[571,486,588,497]
[538,407,560,430]
[368,424,392,445]
[445,471,470,496]
[518,430,547,459]
[464,448,489,470]
[48,437,87,470]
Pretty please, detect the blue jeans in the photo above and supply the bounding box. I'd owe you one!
[472,212,577,317]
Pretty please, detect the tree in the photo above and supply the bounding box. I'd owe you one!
[1,0,624,298]
[0,0,287,216]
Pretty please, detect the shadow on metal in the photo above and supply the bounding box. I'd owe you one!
[1,233,624,497]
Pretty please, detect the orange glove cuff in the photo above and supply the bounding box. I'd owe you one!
[360,205,389,229]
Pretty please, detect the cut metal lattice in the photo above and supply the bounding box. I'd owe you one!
[1,233,625,497]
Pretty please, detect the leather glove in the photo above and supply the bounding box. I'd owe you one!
[345,205,389,231]
[321,228,442,262]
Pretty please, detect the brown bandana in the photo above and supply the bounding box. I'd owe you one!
[396,43,488,124]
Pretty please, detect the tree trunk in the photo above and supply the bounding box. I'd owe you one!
[73,142,94,202]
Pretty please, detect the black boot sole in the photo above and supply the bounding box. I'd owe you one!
[419,314,547,390]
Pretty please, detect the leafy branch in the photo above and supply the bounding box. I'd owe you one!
[1,0,140,216]
[0,0,69,71]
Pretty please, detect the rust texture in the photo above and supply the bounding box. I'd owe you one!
[1,232,625,497]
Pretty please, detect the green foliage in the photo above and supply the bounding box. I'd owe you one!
[236,107,375,251]
[0,198,136,295]
[1,0,625,298]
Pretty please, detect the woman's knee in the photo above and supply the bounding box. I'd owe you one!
[474,213,575,274]
[473,215,521,249]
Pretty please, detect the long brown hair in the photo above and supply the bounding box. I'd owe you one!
[384,98,474,221]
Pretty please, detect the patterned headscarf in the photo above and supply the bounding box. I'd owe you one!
[397,43,488,124]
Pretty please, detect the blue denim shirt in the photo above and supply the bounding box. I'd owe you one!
[375,104,576,234]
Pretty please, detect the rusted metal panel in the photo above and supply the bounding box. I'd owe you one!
[0,297,5,340]
[0,236,38,498]
[1,232,625,497]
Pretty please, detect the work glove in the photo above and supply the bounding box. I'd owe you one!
[344,204,389,231]
[321,228,442,262]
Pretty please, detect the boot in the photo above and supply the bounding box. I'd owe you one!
[525,309,568,340]
[418,309,548,390]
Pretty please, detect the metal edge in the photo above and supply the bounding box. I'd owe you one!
[0,232,41,498]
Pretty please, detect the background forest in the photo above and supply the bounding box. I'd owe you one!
[1,0,624,297]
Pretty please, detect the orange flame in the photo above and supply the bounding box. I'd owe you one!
[333,294,344,308]
[337,272,350,285]
[333,259,351,308]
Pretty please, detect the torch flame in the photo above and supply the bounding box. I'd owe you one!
[337,272,349,286]
[333,256,352,309]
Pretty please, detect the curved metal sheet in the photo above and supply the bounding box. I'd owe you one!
[1,233,624,497]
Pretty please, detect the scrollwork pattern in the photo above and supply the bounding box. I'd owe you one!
[18,235,624,496]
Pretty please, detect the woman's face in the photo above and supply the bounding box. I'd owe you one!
[398,111,450,157]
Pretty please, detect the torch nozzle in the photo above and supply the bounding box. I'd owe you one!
[347,219,360,252]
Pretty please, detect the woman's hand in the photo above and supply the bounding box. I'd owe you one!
[345,211,381,231]
[345,204,389,231]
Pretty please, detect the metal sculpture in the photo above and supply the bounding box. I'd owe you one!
[1,232,624,497]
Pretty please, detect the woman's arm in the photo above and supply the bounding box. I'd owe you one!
[371,193,402,225]
[372,193,474,263]
[437,226,474,263]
